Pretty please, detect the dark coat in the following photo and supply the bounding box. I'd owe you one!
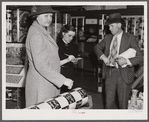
[57,38,78,67]
[94,32,143,84]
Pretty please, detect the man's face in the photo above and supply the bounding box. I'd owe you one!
[37,13,53,27]
[109,23,121,35]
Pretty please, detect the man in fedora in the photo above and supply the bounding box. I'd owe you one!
[94,13,143,109]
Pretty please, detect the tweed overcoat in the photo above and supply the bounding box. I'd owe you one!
[25,21,66,107]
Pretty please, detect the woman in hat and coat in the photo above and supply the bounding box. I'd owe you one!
[94,13,143,109]
[25,6,74,107]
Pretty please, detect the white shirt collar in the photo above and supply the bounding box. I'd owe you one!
[114,30,123,39]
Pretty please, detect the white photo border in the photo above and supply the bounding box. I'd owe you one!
[2,1,148,120]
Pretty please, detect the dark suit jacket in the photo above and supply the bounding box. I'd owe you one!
[94,32,143,84]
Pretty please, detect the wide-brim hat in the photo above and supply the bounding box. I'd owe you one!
[105,13,123,25]
[29,5,58,17]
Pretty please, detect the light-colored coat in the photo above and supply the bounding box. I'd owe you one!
[25,21,66,107]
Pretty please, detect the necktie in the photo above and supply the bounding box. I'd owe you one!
[109,37,118,65]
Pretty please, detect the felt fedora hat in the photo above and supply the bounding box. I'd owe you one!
[29,5,58,17]
[105,13,123,25]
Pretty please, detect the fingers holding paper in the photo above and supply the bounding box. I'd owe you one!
[116,56,127,67]
[67,55,75,62]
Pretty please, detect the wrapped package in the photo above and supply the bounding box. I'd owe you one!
[25,87,89,109]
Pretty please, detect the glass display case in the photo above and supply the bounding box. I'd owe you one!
[6,6,31,43]
[6,6,30,87]
[6,5,31,109]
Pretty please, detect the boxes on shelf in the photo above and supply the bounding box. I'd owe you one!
[128,89,143,110]
[122,16,144,50]
[6,7,31,43]
[6,43,27,87]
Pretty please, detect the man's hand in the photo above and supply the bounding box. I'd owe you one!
[116,56,127,67]
[101,55,110,66]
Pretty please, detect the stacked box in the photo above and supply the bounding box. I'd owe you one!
[98,14,106,43]
[128,89,143,110]
[6,9,12,42]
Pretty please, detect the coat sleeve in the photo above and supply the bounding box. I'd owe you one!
[29,33,66,88]
[94,36,106,60]
[129,35,143,66]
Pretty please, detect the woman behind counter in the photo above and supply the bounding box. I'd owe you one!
[57,25,79,92]
[25,6,74,107]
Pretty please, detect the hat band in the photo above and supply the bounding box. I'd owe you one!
[107,18,122,25]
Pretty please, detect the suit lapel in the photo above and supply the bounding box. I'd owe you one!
[119,32,127,54]
[107,35,113,56]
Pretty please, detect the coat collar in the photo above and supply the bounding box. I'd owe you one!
[32,21,58,47]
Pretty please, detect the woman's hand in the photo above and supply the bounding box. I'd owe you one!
[67,55,75,62]
[64,78,74,89]
[60,55,76,66]
[71,58,78,64]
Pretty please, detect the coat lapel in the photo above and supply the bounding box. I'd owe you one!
[119,32,128,54]
[106,35,113,57]
[33,21,58,48]
[47,35,58,48]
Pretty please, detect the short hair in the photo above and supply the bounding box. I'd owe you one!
[59,24,75,38]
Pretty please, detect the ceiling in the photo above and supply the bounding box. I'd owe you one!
[6,5,85,12]
[7,5,143,13]
[52,5,85,12]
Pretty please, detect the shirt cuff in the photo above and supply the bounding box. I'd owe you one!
[99,54,105,60]
[121,58,132,68]
[127,58,132,66]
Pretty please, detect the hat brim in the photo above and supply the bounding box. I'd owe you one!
[105,18,123,25]
[29,9,59,17]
